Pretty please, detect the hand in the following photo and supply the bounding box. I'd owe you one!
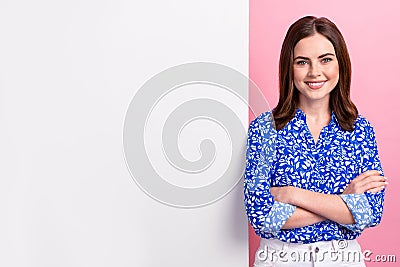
[270,186,296,204]
[342,170,388,194]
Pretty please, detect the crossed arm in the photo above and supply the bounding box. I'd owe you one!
[271,170,388,229]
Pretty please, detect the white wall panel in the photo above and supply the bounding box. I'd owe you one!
[0,1,249,266]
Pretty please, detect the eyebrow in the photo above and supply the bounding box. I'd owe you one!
[294,53,335,60]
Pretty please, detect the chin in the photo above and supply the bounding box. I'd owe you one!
[301,92,330,102]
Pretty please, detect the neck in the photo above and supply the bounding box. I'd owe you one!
[298,97,331,120]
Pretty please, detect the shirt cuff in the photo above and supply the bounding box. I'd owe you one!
[262,201,296,235]
[339,194,373,232]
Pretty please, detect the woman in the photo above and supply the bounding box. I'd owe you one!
[244,16,387,267]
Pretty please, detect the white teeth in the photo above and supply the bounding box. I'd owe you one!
[308,82,324,86]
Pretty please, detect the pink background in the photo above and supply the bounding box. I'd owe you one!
[249,1,400,266]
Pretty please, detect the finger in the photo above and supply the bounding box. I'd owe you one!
[367,185,386,193]
[358,170,381,180]
[352,170,376,183]
[358,175,387,187]
[362,181,388,192]
[360,180,388,191]
[345,176,382,193]
[367,170,383,175]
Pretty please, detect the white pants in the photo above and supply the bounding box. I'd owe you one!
[253,238,366,267]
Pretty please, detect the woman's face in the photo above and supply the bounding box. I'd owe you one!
[293,33,339,105]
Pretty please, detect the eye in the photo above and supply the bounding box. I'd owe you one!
[321,57,333,63]
[295,60,308,65]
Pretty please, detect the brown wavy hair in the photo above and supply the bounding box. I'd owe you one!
[272,16,358,131]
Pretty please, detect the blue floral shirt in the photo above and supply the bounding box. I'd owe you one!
[244,109,385,244]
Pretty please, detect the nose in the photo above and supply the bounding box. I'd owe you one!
[308,62,321,77]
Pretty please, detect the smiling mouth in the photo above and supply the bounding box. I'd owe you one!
[305,81,326,89]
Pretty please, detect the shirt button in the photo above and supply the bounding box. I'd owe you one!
[315,247,319,253]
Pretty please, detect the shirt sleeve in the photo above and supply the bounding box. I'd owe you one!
[339,119,385,232]
[244,116,296,236]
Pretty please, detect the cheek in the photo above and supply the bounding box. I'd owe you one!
[293,68,306,82]
[328,64,339,80]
